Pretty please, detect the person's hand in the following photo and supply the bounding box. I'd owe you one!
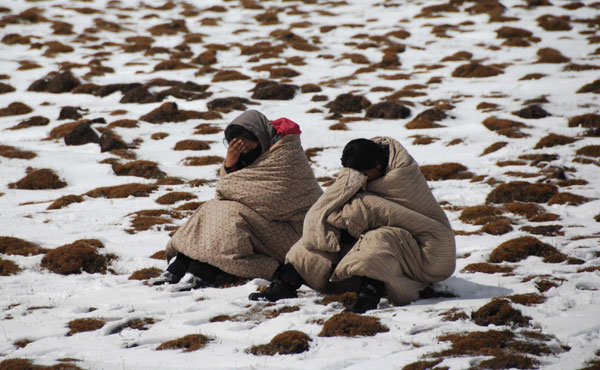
[361,178,368,191]
[224,138,248,167]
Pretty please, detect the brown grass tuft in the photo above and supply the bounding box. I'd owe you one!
[86,183,158,199]
[156,334,210,352]
[156,192,197,205]
[365,102,410,119]
[0,236,46,256]
[212,70,250,82]
[47,195,84,210]
[480,141,508,156]
[248,330,311,356]
[0,102,33,117]
[489,236,567,263]
[482,117,528,138]
[41,240,115,275]
[67,318,105,336]
[420,163,473,181]
[251,80,297,100]
[112,160,166,179]
[0,258,21,276]
[174,140,211,151]
[176,201,204,211]
[506,293,546,306]
[486,181,558,203]
[437,330,514,357]
[319,313,389,337]
[537,47,570,63]
[471,298,531,327]
[569,113,600,128]
[402,359,443,370]
[577,145,600,158]
[0,145,36,160]
[9,168,67,190]
[140,102,210,124]
[317,292,357,307]
[534,133,578,149]
[537,14,571,31]
[502,202,544,219]
[452,62,503,78]
[463,263,513,274]
[27,70,80,93]
[150,250,166,260]
[459,205,502,224]
[183,156,224,166]
[265,306,300,319]
[478,354,538,369]
[109,318,155,335]
[128,267,162,280]
[547,192,589,206]
[326,93,371,114]
[147,19,188,36]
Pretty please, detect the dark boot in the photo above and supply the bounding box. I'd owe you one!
[149,253,189,285]
[248,264,302,302]
[343,277,385,314]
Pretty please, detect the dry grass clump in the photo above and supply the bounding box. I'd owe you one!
[9,169,67,190]
[569,113,600,128]
[577,145,600,158]
[489,236,567,263]
[41,239,116,275]
[112,160,166,179]
[156,334,210,352]
[151,132,169,140]
[440,308,469,322]
[47,195,84,210]
[534,133,578,149]
[156,192,197,205]
[67,318,105,336]
[522,223,562,236]
[212,70,250,82]
[174,140,211,151]
[482,219,513,234]
[482,117,528,138]
[319,313,389,337]
[183,156,224,166]
[317,292,357,308]
[502,202,544,219]
[108,119,138,129]
[0,102,33,117]
[480,141,507,156]
[109,318,155,335]
[506,293,546,306]
[365,101,410,119]
[451,62,503,78]
[264,306,300,319]
[0,236,46,256]
[251,81,297,100]
[0,145,36,159]
[513,104,550,119]
[486,181,558,203]
[194,124,222,135]
[0,358,84,369]
[126,210,179,233]
[176,201,204,211]
[86,183,158,199]
[27,70,80,93]
[471,298,531,327]
[536,47,570,64]
[547,192,589,206]
[419,163,473,181]
[402,359,443,370]
[9,116,50,130]
[462,263,513,274]
[0,258,21,276]
[459,205,502,224]
[140,102,209,124]
[326,93,371,114]
[248,330,311,356]
[128,267,162,280]
[150,250,166,260]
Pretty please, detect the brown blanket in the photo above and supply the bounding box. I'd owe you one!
[166,134,322,279]
[286,136,456,305]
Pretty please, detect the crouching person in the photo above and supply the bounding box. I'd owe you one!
[249,137,456,313]
[150,110,323,290]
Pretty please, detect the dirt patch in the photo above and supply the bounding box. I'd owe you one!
[0,102,33,117]
[42,239,115,275]
[534,133,578,149]
[326,93,371,114]
[109,318,155,335]
[319,313,389,337]
[486,181,558,203]
[0,145,36,160]
[420,163,473,181]
[471,298,531,327]
[174,140,211,151]
[248,330,311,356]
[250,80,297,100]
[480,141,508,156]
[128,268,162,281]
[0,258,21,276]
[482,117,529,138]
[365,101,410,119]
[489,236,567,263]
[156,192,197,205]
[157,334,210,352]
[9,168,67,190]
[537,48,570,63]
[140,102,208,123]
[67,318,105,336]
[47,195,84,210]
[547,192,589,206]
[506,293,546,306]
[0,236,46,256]
[86,184,158,199]
[452,62,503,78]
[112,160,166,179]
[27,70,81,93]
[462,263,513,274]
[513,104,550,119]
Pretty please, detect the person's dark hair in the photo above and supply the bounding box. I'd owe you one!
[224,124,258,144]
[341,138,387,172]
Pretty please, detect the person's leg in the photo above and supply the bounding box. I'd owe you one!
[149,253,190,285]
[248,263,303,301]
[343,276,386,314]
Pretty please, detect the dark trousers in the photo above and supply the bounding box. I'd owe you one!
[167,253,224,284]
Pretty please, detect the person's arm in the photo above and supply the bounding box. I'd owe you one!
[223,138,249,173]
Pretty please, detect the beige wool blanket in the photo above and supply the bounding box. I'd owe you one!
[166,134,322,279]
[286,137,456,305]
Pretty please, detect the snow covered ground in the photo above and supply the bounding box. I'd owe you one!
[1,0,599,369]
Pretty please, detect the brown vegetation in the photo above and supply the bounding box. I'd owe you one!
[9,169,67,190]
[534,133,578,149]
[41,239,115,275]
[482,117,529,138]
[0,102,32,117]
[174,140,211,151]
[577,145,600,157]
[547,192,589,206]
[156,192,197,205]
[486,181,558,203]
[513,104,550,119]
[67,318,105,336]
[462,263,513,274]
[537,14,572,31]
[47,195,84,210]
[365,102,410,119]
[112,160,166,179]
[471,298,531,327]
[27,70,80,93]
[420,163,473,181]
[489,236,567,263]
[109,318,155,335]
[317,292,357,308]
[0,236,46,256]
[319,313,389,337]
[248,330,311,355]
[452,62,503,78]
[251,81,297,100]
[537,48,570,63]
[140,102,210,124]
[9,116,50,130]
[506,293,546,306]
[156,334,210,352]
[86,184,158,199]
[0,145,36,160]
[480,141,507,156]
[459,205,503,224]
[0,258,21,276]
[183,156,224,166]
[326,93,371,114]
[502,202,544,219]
[128,267,162,280]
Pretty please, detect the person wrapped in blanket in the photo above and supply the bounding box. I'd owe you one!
[150,110,323,291]
[249,137,456,313]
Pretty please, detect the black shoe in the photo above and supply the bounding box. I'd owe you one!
[342,277,385,314]
[248,279,298,302]
[148,271,182,286]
